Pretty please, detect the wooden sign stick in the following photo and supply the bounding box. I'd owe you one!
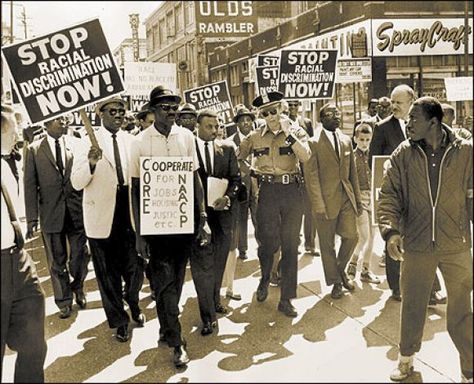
[79,108,100,149]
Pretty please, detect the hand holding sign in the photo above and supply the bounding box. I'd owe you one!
[87,146,102,166]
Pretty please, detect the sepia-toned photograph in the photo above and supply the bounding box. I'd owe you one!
[1,1,472,382]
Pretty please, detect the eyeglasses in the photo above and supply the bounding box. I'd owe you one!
[158,104,179,112]
[260,108,278,118]
[104,108,126,116]
[288,103,299,107]
[322,110,341,119]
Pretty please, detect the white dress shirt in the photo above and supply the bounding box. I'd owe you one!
[98,127,129,186]
[398,118,408,140]
[322,128,340,154]
[46,134,66,167]
[196,137,215,174]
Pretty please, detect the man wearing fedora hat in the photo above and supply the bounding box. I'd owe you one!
[238,91,311,317]
[134,102,154,133]
[130,85,209,367]
[71,96,145,343]
[176,103,198,133]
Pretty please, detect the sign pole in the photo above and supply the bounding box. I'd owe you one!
[79,108,100,149]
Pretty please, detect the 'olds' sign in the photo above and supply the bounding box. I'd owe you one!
[372,18,473,57]
[195,1,257,37]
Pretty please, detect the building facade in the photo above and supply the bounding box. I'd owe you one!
[113,38,148,68]
[144,1,297,95]
[208,1,473,133]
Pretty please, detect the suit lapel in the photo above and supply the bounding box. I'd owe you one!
[39,137,60,173]
[97,128,115,168]
[233,133,241,146]
[392,117,405,143]
[213,141,224,176]
[320,130,339,163]
[64,145,73,181]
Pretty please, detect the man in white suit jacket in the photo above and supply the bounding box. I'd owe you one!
[71,97,144,343]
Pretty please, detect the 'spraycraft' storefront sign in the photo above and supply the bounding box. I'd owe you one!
[140,157,194,235]
[372,18,473,56]
[1,18,124,125]
[183,80,234,125]
[194,1,257,37]
[278,49,338,100]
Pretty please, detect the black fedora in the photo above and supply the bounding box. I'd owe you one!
[233,106,255,123]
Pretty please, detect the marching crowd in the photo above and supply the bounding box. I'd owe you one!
[1,83,473,382]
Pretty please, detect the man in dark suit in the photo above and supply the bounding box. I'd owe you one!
[24,115,89,319]
[305,103,362,299]
[227,106,257,260]
[193,109,241,333]
[369,84,444,304]
[2,107,47,382]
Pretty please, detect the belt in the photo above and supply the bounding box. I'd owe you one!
[254,173,302,185]
[2,246,21,255]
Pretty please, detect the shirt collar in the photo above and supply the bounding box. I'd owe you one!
[261,124,282,137]
[149,124,181,137]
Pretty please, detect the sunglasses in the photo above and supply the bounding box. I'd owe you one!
[288,103,299,107]
[322,110,341,119]
[260,108,278,118]
[158,104,179,112]
[104,108,126,116]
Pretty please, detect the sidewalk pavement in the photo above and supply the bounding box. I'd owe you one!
[2,223,461,383]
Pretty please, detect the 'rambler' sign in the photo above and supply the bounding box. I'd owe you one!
[372,18,473,57]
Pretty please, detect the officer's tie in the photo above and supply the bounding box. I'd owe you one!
[1,182,24,249]
[204,141,212,175]
[111,133,125,186]
[55,138,64,175]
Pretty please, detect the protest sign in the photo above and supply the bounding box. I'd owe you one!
[444,77,473,102]
[278,49,338,100]
[195,1,257,37]
[336,58,372,84]
[140,156,194,235]
[371,155,391,226]
[1,18,124,125]
[124,62,176,96]
[257,55,279,66]
[183,80,234,125]
[256,66,279,96]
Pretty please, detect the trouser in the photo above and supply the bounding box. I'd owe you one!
[303,187,317,248]
[147,234,191,348]
[386,248,442,294]
[222,203,240,293]
[189,241,216,324]
[256,182,303,300]
[88,186,144,329]
[1,247,47,383]
[350,191,374,268]
[42,207,89,309]
[208,209,233,306]
[237,188,257,253]
[315,197,359,286]
[399,250,473,378]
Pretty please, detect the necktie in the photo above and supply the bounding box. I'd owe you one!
[1,182,24,249]
[333,132,340,159]
[111,133,125,186]
[55,139,64,175]
[204,141,212,175]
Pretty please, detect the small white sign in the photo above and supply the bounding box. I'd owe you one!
[336,58,372,84]
[140,156,194,235]
[124,62,177,96]
[444,77,473,101]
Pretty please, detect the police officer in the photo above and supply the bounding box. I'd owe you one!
[238,91,311,317]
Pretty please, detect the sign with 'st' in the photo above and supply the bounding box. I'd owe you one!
[183,80,234,125]
[1,18,124,125]
[278,50,338,100]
